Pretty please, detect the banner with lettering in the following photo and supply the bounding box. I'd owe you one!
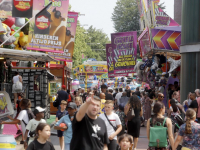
[154,3,179,26]
[48,11,78,62]
[106,44,114,77]
[27,0,69,53]
[111,31,137,76]
[138,27,151,57]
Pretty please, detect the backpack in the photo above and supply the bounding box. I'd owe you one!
[149,118,168,148]
[53,97,60,107]
[22,109,35,126]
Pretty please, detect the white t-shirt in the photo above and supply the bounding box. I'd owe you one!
[99,113,121,140]
[26,118,46,144]
[17,110,29,135]
[115,92,123,105]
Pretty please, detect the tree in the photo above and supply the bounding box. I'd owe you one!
[72,25,110,68]
[86,26,110,61]
[112,0,140,32]
[158,2,166,10]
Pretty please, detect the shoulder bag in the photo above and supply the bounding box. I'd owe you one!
[104,113,117,131]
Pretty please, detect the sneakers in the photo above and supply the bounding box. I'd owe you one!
[16,129,22,135]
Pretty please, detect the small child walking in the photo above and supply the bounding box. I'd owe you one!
[118,134,133,150]
[56,100,68,150]
[54,102,77,150]
[26,123,55,150]
[99,100,122,150]
[24,107,46,148]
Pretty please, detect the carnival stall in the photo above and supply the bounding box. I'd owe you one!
[73,61,108,90]
[136,0,182,106]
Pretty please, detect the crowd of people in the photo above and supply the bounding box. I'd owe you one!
[2,81,200,150]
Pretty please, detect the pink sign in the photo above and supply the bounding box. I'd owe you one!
[48,11,78,61]
[27,0,69,53]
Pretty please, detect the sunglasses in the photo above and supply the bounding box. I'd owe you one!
[159,96,164,98]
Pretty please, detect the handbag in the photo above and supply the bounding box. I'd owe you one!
[127,107,135,121]
[14,81,22,91]
[104,113,117,131]
[149,118,168,148]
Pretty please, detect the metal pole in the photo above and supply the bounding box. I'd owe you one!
[180,0,200,103]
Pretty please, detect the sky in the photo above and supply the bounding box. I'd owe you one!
[69,0,174,38]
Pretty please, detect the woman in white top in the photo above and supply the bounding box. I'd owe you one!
[12,71,23,110]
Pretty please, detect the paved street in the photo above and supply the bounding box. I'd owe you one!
[16,126,148,150]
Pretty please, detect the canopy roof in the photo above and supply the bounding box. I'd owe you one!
[0,48,57,62]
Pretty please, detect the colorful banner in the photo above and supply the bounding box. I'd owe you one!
[48,11,78,62]
[106,44,114,77]
[12,0,33,18]
[154,3,179,26]
[101,73,108,79]
[27,0,69,53]
[111,31,137,76]
[0,0,12,18]
[152,28,181,51]
[138,27,151,57]
[84,65,108,73]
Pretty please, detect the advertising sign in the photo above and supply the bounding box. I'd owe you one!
[48,11,78,62]
[138,27,151,57]
[111,31,137,76]
[12,0,33,18]
[0,0,12,18]
[27,0,69,53]
[84,65,108,73]
[153,3,179,26]
[106,44,114,77]
[152,28,181,51]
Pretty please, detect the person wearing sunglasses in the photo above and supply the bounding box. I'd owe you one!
[158,93,164,102]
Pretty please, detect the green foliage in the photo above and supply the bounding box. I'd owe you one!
[158,2,166,10]
[73,24,110,68]
[112,0,140,32]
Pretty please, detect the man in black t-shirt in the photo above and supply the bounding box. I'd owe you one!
[70,94,109,150]
[189,92,198,113]
[101,84,113,100]
[57,85,69,105]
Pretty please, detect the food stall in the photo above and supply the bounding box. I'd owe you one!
[0,49,56,119]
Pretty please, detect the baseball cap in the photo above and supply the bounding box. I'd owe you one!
[34,106,45,115]
[62,85,66,89]
[67,102,77,109]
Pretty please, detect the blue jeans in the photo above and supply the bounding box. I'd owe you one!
[65,143,70,150]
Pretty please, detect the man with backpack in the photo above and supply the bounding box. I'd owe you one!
[54,85,69,108]
[24,107,46,148]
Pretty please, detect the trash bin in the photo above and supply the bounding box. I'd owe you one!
[0,135,16,150]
